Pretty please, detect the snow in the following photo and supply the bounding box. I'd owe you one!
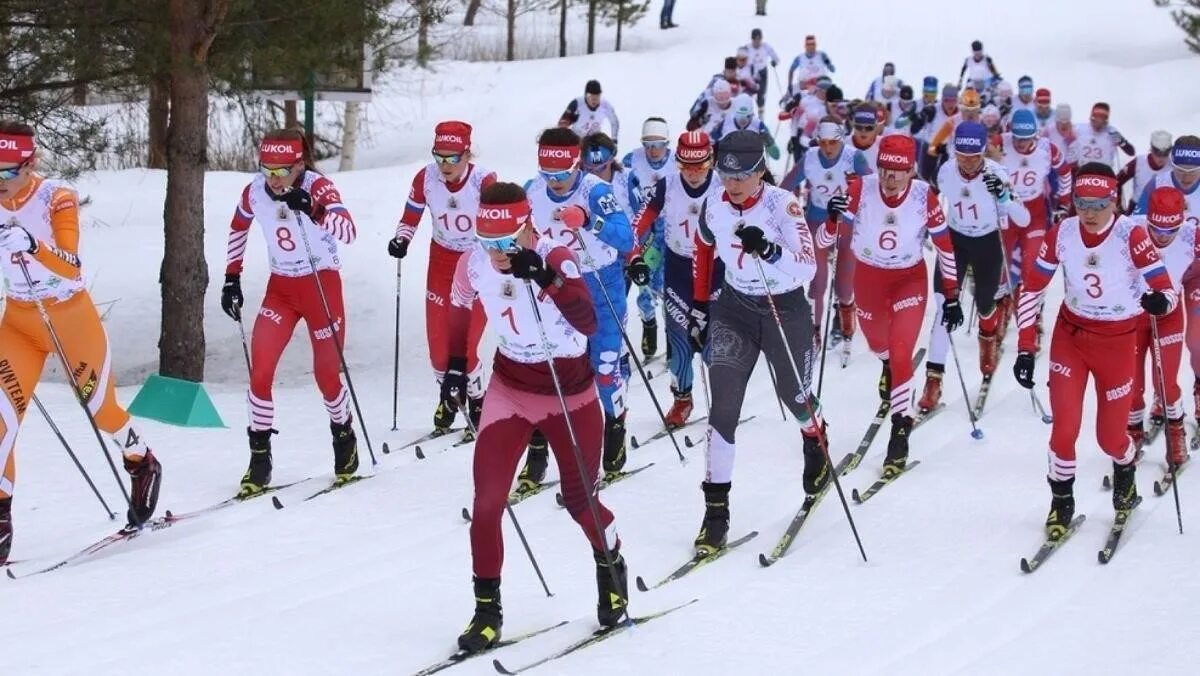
[6,1,1200,674]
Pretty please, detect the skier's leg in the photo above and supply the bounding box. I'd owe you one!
[1087,328,1138,466]
[248,276,302,432]
[884,264,928,418]
[0,311,48,499]
[469,378,535,579]
[1046,315,1088,481]
[300,270,350,426]
[540,389,615,551]
[704,287,760,483]
[757,287,822,432]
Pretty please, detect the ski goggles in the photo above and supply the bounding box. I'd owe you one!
[1149,224,1181,239]
[676,158,713,173]
[539,166,576,182]
[642,140,669,151]
[852,124,877,133]
[1072,196,1114,212]
[259,165,294,178]
[432,152,464,166]
[0,160,31,181]
[477,233,521,253]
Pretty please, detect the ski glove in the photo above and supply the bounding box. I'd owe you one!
[221,273,244,321]
[0,225,36,255]
[1013,351,1036,389]
[688,301,710,353]
[1141,290,1171,316]
[1052,206,1069,225]
[826,194,850,223]
[507,248,557,288]
[983,173,1008,202]
[559,205,590,231]
[941,297,964,332]
[734,225,782,263]
[387,237,409,259]
[440,357,468,413]
[278,187,317,218]
[627,256,651,287]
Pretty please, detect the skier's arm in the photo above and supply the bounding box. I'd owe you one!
[309,176,357,245]
[587,182,634,255]
[395,168,428,242]
[1116,158,1137,194]
[852,151,871,176]
[822,51,835,72]
[925,189,958,298]
[1134,183,1154,215]
[766,43,780,66]
[1049,144,1072,210]
[630,177,667,253]
[778,154,806,192]
[27,186,83,280]
[1113,128,1136,157]
[558,99,580,127]
[928,119,954,156]
[815,176,859,249]
[693,202,718,302]
[447,250,478,362]
[544,247,598,335]
[767,197,818,283]
[987,56,1001,81]
[606,102,620,143]
[226,184,255,275]
[1130,224,1178,310]
[1016,228,1061,351]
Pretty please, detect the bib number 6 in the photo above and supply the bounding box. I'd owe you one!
[878,229,897,251]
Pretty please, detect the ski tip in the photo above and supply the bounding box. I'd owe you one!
[971,429,984,440]
[415,446,426,460]
[461,507,471,522]
[1097,550,1112,565]
[1041,415,1054,424]
[634,575,650,593]
[758,553,774,567]
[5,568,14,580]
[1019,558,1033,574]
[271,495,284,510]
[1153,482,1165,497]
[382,442,391,455]
[1101,475,1112,491]
[630,437,640,449]
[554,493,565,507]
[683,436,696,448]
[851,489,863,504]
[493,659,517,675]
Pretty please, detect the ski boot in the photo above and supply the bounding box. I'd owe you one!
[595,547,629,628]
[882,413,913,475]
[878,359,892,402]
[331,419,359,484]
[694,481,730,556]
[124,449,162,527]
[801,430,830,495]
[433,400,456,437]
[978,328,1000,377]
[918,364,944,412]
[664,388,694,429]
[515,431,549,495]
[1166,416,1188,468]
[1045,477,1075,540]
[603,413,628,479]
[837,302,857,341]
[828,309,843,346]
[641,318,658,360]
[239,427,276,497]
[0,497,11,566]
[1111,460,1139,512]
[1149,394,1164,428]
[1127,421,1145,452]
[458,576,502,654]
[994,295,1013,343]
[462,397,484,441]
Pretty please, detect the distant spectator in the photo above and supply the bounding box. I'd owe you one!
[756,0,767,15]
[661,0,677,29]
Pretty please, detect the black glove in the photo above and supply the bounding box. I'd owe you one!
[627,256,650,287]
[688,301,710,353]
[1141,290,1171,316]
[221,273,243,321]
[1013,351,1036,389]
[827,194,850,222]
[278,188,316,217]
[388,237,409,259]
[921,105,936,123]
[942,296,964,332]
[786,137,797,155]
[734,225,781,261]
[1052,206,1069,225]
[507,248,557,288]
[983,173,1006,199]
[440,356,468,413]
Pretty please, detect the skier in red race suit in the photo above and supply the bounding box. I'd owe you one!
[388,121,495,435]
[222,129,360,496]
[1013,163,1178,538]
[441,181,626,654]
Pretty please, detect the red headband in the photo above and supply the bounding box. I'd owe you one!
[259,138,304,165]
[433,120,472,154]
[0,133,35,164]
[538,144,580,171]
[476,200,531,238]
[1074,174,1118,201]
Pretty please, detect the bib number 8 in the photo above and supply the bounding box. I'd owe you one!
[275,226,296,252]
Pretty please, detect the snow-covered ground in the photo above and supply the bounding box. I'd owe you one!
[7,2,1200,674]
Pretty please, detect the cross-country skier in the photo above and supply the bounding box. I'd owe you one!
[1013,163,1178,536]
[709,94,781,163]
[559,80,619,143]
[0,121,163,562]
[1117,131,1172,213]
[821,134,960,474]
[1073,102,1134,169]
[957,40,1002,90]
[744,28,780,117]
[689,129,827,555]
[222,129,360,496]
[1128,186,1195,466]
[627,130,724,427]
[445,181,626,653]
[1033,88,1054,131]
[1043,104,1079,172]
[389,121,495,436]
[621,118,676,359]
[786,35,835,95]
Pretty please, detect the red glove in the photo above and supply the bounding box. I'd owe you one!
[560,205,589,230]
[777,110,793,121]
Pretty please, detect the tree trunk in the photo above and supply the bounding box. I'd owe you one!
[284,100,298,128]
[559,0,567,57]
[506,0,516,62]
[615,0,623,51]
[147,73,170,169]
[587,0,596,54]
[339,101,361,172]
[464,0,483,25]
[417,0,431,67]
[161,0,226,381]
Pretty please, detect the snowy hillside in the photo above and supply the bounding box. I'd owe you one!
[6,1,1200,674]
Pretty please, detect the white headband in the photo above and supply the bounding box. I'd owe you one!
[817,122,844,141]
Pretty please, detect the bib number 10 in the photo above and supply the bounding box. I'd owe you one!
[438,213,474,233]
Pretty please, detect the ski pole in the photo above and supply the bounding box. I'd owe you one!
[576,239,686,464]
[235,315,252,377]
[524,280,631,625]
[763,354,789,421]
[816,244,838,398]
[391,258,402,431]
[698,357,712,416]
[945,331,984,439]
[32,394,115,520]
[771,65,785,99]
[14,257,134,517]
[460,413,553,597]
[751,257,868,562]
[1029,387,1052,424]
[1149,315,1184,534]
[289,209,378,467]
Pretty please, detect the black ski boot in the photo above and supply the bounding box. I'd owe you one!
[603,412,627,478]
[883,413,913,475]
[463,396,484,440]
[802,430,830,495]
[595,547,629,627]
[331,419,359,483]
[239,428,275,497]
[516,430,549,494]
[124,449,162,527]
[694,481,730,556]
[878,359,892,402]
[1111,460,1139,512]
[0,497,11,566]
[641,318,658,359]
[433,400,456,436]
[1045,477,1075,540]
[457,576,502,654]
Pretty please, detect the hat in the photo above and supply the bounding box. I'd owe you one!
[826,84,844,103]
[878,135,916,170]
[736,46,750,58]
[583,141,614,168]
[1055,103,1072,122]
[676,130,713,164]
[815,75,833,90]
[953,121,987,155]
[1074,169,1118,201]
[259,137,304,165]
[1091,102,1110,119]
[432,120,472,154]
[971,40,983,52]
[960,88,981,110]
[585,80,602,95]
[1017,75,1034,90]
[883,62,895,76]
[715,130,766,175]
[1172,137,1200,170]
[732,94,756,121]
[922,75,938,93]
[642,118,669,140]
[1035,87,1052,105]
[1011,110,1038,139]
[982,104,1001,125]
[712,79,733,104]
[476,199,531,239]
[751,28,762,39]
[899,85,914,102]
[1151,130,1173,153]
[724,56,738,70]
[995,81,1013,98]
[942,84,959,101]
[1148,186,1186,229]
[852,105,877,127]
[537,142,580,172]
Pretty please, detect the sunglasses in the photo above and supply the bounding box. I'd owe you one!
[1150,224,1181,238]
[432,153,463,166]
[853,124,877,133]
[677,158,713,172]
[478,233,521,253]
[643,140,668,151]
[584,158,613,172]
[0,160,30,181]
[539,167,575,182]
[1073,197,1113,212]
[259,165,294,178]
